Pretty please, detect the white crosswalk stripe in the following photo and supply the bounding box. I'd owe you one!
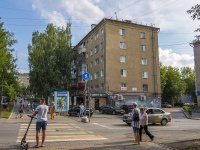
[16,123,107,142]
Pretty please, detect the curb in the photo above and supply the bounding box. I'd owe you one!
[182,109,200,120]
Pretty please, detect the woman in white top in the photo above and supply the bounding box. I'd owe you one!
[139,108,154,141]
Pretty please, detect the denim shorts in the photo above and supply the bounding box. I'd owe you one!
[132,127,139,133]
[36,121,47,131]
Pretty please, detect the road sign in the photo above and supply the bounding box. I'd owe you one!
[82,72,90,80]
[187,95,191,101]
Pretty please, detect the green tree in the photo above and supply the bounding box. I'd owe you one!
[28,24,77,99]
[181,67,197,103]
[0,19,18,102]
[187,4,200,32]
[161,66,185,105]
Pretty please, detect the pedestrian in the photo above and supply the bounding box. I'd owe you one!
[19,100,24,119]
[59,102,64,116]
[50,102,56,119]
[79,103,84,117]
[131,102,140,145]
[32,99,49,148]
[27,102,31,111]
[139,108,154,142]
[32,102,35,111]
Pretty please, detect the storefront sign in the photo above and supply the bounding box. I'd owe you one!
[91,93,107,98]
[121,87,127,91]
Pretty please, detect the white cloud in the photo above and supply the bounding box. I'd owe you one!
[159,48,194,69]
[41,10,67,28]
[32,0,105,26]
[61,0,104,25]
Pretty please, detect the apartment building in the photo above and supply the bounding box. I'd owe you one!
[191,37,200,107]
[18,73,29,87]
[71,18,161,110]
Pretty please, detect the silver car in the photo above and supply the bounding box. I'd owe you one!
[123,108,172,126]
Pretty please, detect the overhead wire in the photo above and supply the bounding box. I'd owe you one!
[133,0,179,20]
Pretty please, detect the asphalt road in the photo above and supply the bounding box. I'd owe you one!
[0,107,199,150]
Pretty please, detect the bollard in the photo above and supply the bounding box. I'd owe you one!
[188,110,192,118]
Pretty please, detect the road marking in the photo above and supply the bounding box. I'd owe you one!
[92,123,126,129]
[17,123,107,143]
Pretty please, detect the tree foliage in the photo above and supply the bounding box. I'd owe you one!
[0,19,19,101]
[160,64,197,104]
[181,67,197,103]
[187,4,200,32]
[28,24,77,99]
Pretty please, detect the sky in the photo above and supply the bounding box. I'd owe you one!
[0,0,199,73]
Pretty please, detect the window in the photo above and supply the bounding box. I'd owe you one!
[90,74,93,80]
[91,37,93,44]
[121,69,127,77]
[119,29,125,35]
[153,109,164,114]
[101,83,104,91]
[90,50,93,56]
[90,62,93,68]
[94,45,99,53]
[101,28,104,35]
[142,72,148,78]
[95,58,99,66]
[94,72,99,79]
[94,85,99,92]
[95,33,99,40]
[141,58,147,65]
[100,42,104,49]
[86,53,88,59]
[121,83,127,91]
[140,32,145,39]
[141,45,146,52]
[101,55,104,62]
[120,42,126,49]
[101,69,104,77]
[120,56,126,63]
[143,84,148,92]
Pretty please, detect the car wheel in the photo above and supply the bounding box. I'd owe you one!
[127,123,131,126]
[161,119,168,125]
[69,113,72,116]
[112,111,116,115]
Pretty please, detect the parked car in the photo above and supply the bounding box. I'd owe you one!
[100,106,125,115]
[99,105,109,113]
[120,105,133,114]
[161,102,172,108]
[68,105,93,117]
[174,102,185,107]
[123,108,172,126]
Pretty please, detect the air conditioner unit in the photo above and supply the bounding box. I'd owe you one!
[117,95,123,100]
[140,95,146,101]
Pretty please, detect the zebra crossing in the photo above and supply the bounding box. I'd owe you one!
[16,123,107,143]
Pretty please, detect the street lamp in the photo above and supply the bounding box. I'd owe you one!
[0,68,10,116]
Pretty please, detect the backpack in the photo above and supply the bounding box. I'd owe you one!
[132,109,139,121]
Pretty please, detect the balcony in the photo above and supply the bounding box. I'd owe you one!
[78,45,86,54]
[78,82,85,88]
[71,85,77,90]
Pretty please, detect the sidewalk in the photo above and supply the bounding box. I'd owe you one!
[182,109,200,120]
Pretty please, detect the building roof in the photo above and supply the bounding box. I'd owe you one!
[73,18,160,49]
